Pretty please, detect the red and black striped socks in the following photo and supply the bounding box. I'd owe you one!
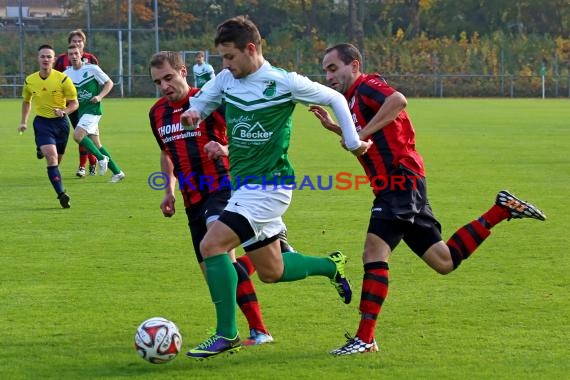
[356,261,389,343]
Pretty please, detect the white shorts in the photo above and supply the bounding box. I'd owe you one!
[76,114,101,135]
[224,186,292,248]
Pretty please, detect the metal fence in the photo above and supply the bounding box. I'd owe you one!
[2,73,569,99]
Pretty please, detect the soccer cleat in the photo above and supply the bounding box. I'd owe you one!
[496,190,546,221]
[243,329,274,346]
[57,192,71,209]
[76,166,86,178]
[186,333,241,359]
[277,229,295,252]
[97,156,109,176]
[88,164,96,176]
[330,333,379,356]
[36,148,44,160]
[328,251,352,304]
[110,171,126,183]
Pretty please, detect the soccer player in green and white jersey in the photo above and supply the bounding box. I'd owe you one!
[192,51,216,88]
[181,16,371,359]
[64,45,125,183]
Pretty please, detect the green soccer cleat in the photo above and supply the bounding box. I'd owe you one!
[328,251,352,304]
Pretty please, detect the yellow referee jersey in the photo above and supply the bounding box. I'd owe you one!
[22,70,77,119]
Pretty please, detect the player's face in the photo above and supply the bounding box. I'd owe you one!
[37,48,55,70]
[67,48,82,67]
[322,49,357,94]
[151,63,189,103]
[218,42,256,79]
[70,36,85,52]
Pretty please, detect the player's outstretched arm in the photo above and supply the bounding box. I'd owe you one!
[308,105,342,136]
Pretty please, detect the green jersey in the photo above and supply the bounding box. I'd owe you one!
[64,63,111,118]
[190,61,360,187]
[193,62,216,89]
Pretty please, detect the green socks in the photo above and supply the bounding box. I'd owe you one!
[78,139,122,175]
[279,251,336,282]
[204,254,238,338]
[99,146,122,174]
[79,136,105,160]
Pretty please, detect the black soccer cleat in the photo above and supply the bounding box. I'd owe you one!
[495,190,546,221]
[57,192,71,209]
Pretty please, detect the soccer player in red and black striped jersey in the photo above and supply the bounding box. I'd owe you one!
[54,29,99,177]
[310,43,547,355]
[149,51,294,346]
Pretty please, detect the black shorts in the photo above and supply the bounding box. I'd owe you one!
[33,116,70,154]
[367,166,442,256]
[68,110,79,129]
[185,189,231,263]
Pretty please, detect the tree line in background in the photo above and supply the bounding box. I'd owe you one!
[1,0,569,96]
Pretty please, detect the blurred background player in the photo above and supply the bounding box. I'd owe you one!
[192,51,215,89]
[54,29,100,177]
[19,44,78,208]
[64,45,125,183]
[149,51,294,346]
[310,42,547,355]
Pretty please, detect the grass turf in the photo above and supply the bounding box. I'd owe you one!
[0,98,568,379]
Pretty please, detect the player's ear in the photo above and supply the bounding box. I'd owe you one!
[247,42,257,56]
[351,60,360,73]
[180,65,187,77]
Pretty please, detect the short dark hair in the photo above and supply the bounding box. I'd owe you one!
[215,15,261,51]
[148,51,184,75]
[38,44,54,51]
[325,43,362,65]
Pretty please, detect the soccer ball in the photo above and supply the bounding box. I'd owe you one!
[134,317,182,364]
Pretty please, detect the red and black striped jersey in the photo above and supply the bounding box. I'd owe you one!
[347,73,425,192]
[149,88,229,207]
[54,52,99,72]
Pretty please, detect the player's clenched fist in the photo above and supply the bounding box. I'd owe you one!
[180,108,201,130]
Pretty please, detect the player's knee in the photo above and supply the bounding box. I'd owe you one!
[362,246,389,263]
[433,264,454,275]
[422,249,454,275]
[43,152,58,165]
[255,266,282,283]
[428,258,454,275]
[258,272,279,283]
[199,239,217,258]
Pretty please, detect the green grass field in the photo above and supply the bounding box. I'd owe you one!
[0,98,568,379]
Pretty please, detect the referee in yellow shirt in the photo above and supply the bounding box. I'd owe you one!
[19,44,79,208]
